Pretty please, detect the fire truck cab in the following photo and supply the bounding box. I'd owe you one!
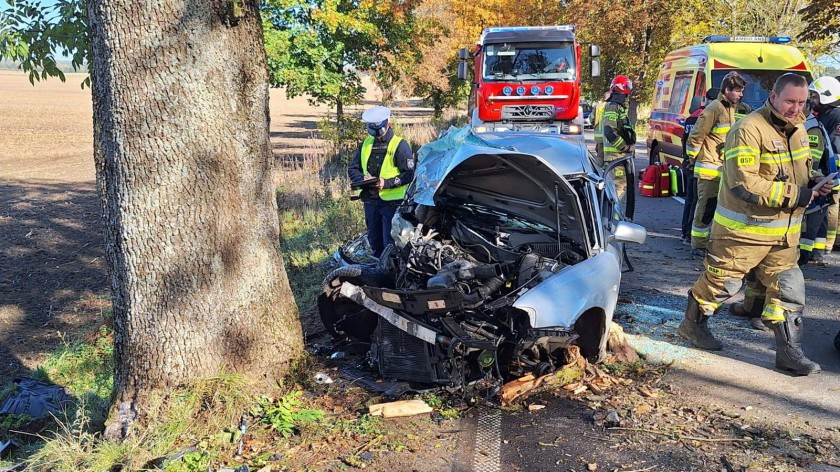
[457,26,600,135]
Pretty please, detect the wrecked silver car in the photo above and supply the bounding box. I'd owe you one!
[319,127,646,394]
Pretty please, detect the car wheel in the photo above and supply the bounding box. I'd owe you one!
[317,264,392,342]
[649,144,660,166]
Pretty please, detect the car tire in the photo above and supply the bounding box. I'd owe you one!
[317,264,392,342]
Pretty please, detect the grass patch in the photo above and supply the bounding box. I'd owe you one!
[33,326,114,428]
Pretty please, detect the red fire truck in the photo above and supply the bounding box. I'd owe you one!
[457,26,600,135]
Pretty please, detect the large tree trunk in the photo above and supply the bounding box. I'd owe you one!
[86,0,304,435]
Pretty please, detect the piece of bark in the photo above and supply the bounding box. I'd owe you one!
[368,399,433,418]
[607,321,639,363]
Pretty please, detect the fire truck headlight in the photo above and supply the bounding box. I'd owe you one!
[502,86,512,96]
[516,86,525,96]
[530,86,540,95]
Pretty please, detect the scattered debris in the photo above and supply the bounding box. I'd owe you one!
[528,404,546,412]
[0,378,75,419]
[313,372,334,385]
[606,321,639,364]
[369,399,433,418]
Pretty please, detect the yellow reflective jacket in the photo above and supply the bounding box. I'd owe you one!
[686,94,736,180]
[712,103,813,246]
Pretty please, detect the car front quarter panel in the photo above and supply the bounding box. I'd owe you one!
[512,251,620,330]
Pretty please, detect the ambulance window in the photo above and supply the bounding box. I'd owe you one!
[668,72,693,114]
[693,71,706,98]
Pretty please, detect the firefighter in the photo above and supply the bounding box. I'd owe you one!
[599,76,635,202]
[592,91,610,165]
[678,73,832,376]
[685,72,747,253]
[811,76,840,256]
[798,79,839,265]
[681,87,720,244]
[348,106,415,258]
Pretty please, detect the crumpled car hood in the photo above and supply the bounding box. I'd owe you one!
[411,127,589,247]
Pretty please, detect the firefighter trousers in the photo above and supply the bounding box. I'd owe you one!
[798,207,828,265]
[827,200,838,252]
[740,268,766,315]
[692,238,804,322]
[691,177,719,250]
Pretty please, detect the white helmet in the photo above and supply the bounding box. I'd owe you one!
[808,76,840,106]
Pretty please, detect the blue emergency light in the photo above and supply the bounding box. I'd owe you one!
[545,85,554,95]
[703,35,792,44]
[531,86,541,95]
[516,86,526,96]
[503,86,513,96]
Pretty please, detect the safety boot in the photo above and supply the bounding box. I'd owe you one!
[729,303,770,331]
[764,313,821,376]
[678,291,722,351]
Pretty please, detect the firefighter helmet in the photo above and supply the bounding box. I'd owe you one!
[809,76,840,107]
[610,75,633,95]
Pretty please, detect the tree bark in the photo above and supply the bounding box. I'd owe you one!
[86,0,304,436]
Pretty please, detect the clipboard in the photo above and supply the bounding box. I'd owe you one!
[350,177,380,190]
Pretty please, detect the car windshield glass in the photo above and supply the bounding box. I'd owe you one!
[711,69,813,110]
[483,42,576,82]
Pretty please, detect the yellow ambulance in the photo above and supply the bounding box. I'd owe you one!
[646,36,813,166]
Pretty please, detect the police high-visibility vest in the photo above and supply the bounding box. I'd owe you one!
[360,136,407,201]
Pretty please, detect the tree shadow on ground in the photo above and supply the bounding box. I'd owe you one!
[0,179,110,384]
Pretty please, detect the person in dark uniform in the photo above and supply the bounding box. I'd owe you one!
[348,106,415,258]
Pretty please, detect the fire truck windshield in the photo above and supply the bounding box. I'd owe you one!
[482,42,576,82]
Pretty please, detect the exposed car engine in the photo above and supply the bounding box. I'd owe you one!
[319,200,587,396]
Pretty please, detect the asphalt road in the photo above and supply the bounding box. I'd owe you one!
[454,130,840,472]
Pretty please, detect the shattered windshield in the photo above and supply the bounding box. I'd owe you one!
[482,42,576,82]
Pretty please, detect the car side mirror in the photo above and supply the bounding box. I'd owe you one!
[613,221,647,245]
[458,47,470,61]
[590,44,601,57]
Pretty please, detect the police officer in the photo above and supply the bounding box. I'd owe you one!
[678,73,832,376]
[599,76,635,202]
[348,106,415,258]
[685,72,748,253]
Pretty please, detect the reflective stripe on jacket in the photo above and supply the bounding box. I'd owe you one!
[360,136,407,201]
[711,103,812,246]
[687,94,736,180]
[599,101,632,159]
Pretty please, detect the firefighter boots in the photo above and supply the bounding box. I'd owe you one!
[678,291,723,351]
[763,313,821,376]
[729,301,769,331]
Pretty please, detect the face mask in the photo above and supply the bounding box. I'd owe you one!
[367,120,388,137]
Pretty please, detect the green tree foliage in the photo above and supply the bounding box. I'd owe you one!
[0,0,88,85]
[262,0,423,122]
